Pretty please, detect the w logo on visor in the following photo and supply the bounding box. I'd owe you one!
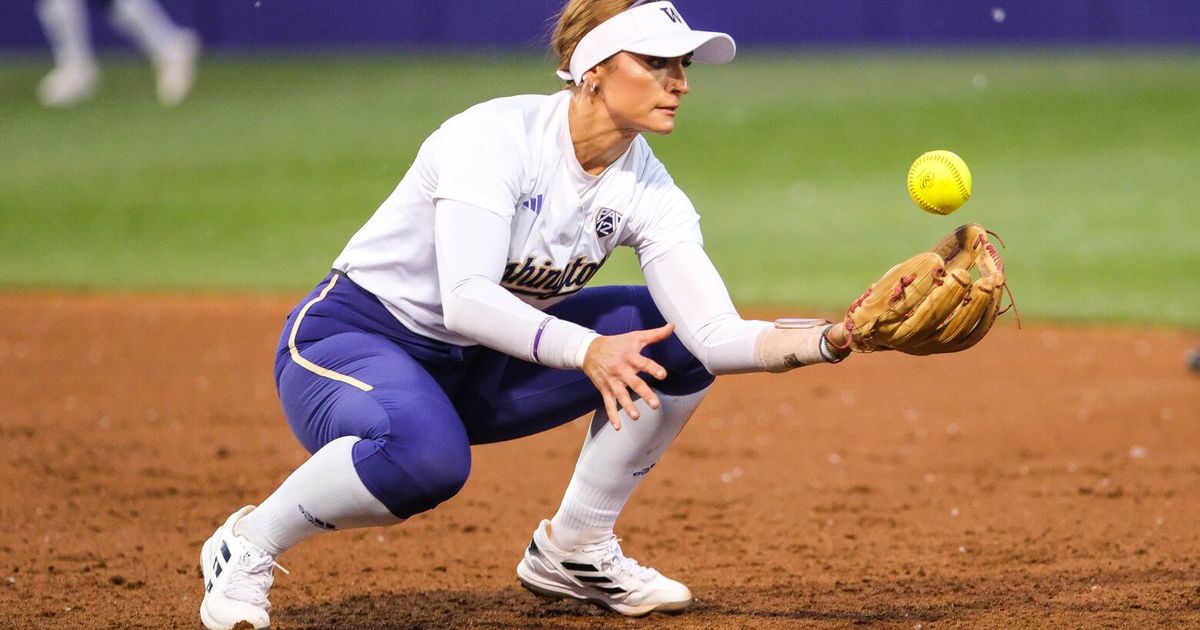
[659,6,682,22]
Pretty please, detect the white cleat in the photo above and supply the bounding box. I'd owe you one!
[155,29,200,106]
[199,505,287,630]
[516,519,692,617]
[38,61,99,108]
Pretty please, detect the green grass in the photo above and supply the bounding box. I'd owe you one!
[2,49,1198,326]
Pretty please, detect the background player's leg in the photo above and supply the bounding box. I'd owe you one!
[35,0,99,106]
[106,0,199,105]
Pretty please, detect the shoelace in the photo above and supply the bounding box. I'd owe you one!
[582,537,659,583]
[224,549,289,609]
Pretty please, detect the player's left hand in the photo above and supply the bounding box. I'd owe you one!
[582,323,674,430]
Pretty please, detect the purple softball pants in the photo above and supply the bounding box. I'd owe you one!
[273,272,714,519]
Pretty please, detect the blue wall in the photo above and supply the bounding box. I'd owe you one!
[4,0,1199,52]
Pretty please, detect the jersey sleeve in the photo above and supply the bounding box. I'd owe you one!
[620,159,704,268]
[435,198,597,369]
[643,241,770,374]
[427,111,527,220]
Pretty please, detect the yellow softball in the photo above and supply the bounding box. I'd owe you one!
[907,150,972,215]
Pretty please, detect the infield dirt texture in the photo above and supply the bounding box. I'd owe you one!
[2,294,1198,628]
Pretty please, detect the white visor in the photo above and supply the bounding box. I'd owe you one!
[556,0,736,84]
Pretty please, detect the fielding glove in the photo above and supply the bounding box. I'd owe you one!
[844,223,1012,355]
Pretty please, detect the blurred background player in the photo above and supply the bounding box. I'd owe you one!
[35,0,200,107]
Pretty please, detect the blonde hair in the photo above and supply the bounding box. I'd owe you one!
[551,0,638,83]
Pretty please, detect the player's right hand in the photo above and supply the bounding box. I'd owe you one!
[582,323,674,430]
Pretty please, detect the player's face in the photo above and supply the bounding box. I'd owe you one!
[597,52,692,135]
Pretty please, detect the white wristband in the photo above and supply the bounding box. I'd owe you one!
[529,318,598,370]
[574,332,600,369]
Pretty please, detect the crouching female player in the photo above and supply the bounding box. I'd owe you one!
[199,1,855,627]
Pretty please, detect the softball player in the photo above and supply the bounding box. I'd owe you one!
[199,1,853,628]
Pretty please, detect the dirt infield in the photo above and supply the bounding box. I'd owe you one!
[1,292,1198,629]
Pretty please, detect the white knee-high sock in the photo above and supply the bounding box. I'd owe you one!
[549,387,708,547]
[235,436,401,557]
[108,0,184,59]
[37,0,96,69]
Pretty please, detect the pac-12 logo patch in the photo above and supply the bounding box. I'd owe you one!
[595,207,621,238]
